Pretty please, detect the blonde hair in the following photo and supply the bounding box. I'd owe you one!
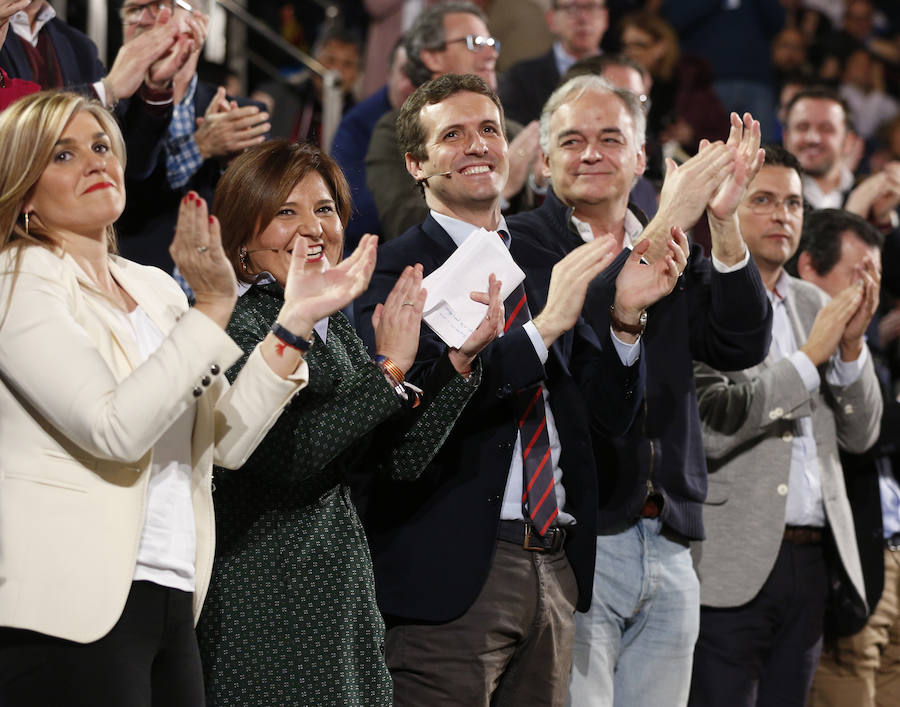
[0,91,126,257]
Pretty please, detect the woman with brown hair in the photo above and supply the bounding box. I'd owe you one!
[0,92,376,706]
[196,139,503,706]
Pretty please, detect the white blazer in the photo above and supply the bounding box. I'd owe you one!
[0,245,308,643]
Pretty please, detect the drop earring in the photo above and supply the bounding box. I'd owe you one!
[239,247,248,271]
[23,212,29,236]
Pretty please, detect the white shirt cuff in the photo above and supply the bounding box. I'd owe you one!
[711,248,750,273]
[523,320,549,364]
[610,328,641,366]
[789,350,821,393]
[826,344,868,387]
[93,80,109,108]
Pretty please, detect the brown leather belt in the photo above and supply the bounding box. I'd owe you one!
[497,520,565,552]
[783,526,824,544]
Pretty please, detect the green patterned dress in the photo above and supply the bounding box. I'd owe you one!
[196,282,478,706]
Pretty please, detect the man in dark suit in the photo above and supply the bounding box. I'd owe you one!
[498,0,608,125]
[354,72,686,706]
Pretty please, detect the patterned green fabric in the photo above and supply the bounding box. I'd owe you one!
[196,282,478,706]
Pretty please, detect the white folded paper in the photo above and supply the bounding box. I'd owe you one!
[422,228,526,348]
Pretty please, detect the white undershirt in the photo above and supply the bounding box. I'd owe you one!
[126,306,198,592]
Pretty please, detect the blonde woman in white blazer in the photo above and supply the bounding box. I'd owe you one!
[0,92,378,707]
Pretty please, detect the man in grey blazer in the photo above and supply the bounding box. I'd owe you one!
[688,145,883,707]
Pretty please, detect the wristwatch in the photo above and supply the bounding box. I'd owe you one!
[609,305,647,336]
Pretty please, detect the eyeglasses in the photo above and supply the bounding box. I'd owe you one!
[554,2,606,14]
[746,194,804,216]
[443,34,501,54]
[120,0,193,24]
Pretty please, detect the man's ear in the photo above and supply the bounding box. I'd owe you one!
[635,142,647,178]
[541,150,552,181]
[406,152,426,184]
[796,251,815,280]
[419,48,444,77]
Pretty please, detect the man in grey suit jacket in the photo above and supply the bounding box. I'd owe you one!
[689,145,883,707]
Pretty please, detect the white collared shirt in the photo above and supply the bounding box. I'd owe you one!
[10,2,55,46]
[802,169,855,211]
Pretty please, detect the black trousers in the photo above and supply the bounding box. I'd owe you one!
[0,580,205,707]
[689,540,828,707]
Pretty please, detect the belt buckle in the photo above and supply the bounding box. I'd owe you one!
[522,523,547,552]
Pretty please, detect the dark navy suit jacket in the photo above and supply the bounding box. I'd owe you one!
[330,85,391,252]
[353,214,645,620]
[498,49,560,125]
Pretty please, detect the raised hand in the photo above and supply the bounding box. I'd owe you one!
[613,227,688,339]
[170,192,238,328]
[0,1,29,46]
[844,164,900,222]
[637,142,737,264]
[0,0,27,26]
[372,263,427,375]
[656,142,736,232]
[105,7,181,100]
[448,273,504,375]
[706,112,764,221]
[841,257,881,360]
[194,101,271,160]
[532,235,618,348]
[800,283,865,366]
[145,13,198,90]
[277,233,379,338]
[171,10,210,90]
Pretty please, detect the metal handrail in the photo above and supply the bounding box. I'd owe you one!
[213,0,343,152]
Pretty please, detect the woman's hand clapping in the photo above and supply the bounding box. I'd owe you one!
[170,192,238,328]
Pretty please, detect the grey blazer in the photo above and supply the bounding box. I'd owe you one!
[691,276,882,609]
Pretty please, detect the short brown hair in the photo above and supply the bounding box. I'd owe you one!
[397,73,506,162]
[213,140,351,284]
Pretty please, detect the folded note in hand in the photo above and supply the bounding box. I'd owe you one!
[422,228,525,349]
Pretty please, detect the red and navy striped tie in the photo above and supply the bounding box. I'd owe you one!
[504,283,558,536]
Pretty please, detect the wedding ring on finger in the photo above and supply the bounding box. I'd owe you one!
[402,301,415,307]
[196,246,209,253]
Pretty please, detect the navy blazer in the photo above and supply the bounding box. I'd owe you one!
[498,49,560,125]
[0,18,104,88]
[330,85,391,252]
[353,215,645,621]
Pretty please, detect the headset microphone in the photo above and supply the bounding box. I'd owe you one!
[416,170,453,187]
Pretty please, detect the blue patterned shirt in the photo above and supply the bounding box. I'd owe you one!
[166,74,203,190]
